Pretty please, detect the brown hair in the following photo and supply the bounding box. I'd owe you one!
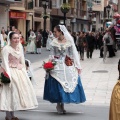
[54,25,64,35]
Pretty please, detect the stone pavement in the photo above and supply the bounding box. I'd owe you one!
[25,48,119,107]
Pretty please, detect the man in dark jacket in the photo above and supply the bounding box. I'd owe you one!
[86,32,95,58]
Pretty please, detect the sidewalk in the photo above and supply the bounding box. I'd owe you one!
[27,49,119,106]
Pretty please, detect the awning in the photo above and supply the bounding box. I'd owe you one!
[9,11,26,19]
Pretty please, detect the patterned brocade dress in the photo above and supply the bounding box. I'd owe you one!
[43,39,86,103]
[0,45,38,111]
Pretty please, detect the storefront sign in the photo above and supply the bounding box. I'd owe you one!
[9,11,26,19]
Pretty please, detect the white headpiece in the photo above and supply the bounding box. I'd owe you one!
[59,25,82,69]
[7,31,13,46]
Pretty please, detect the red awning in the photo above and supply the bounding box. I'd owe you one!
[9,11,26,19]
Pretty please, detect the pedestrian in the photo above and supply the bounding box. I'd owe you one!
[98,32,104,58]
[11,26,16,32]
[27,31,36,54]
[6,26,10,35]
[103,28,115,58]
[0,32,5,49]
[27,29,32,42]
[77,32,86,60]
[36,31,42,54]
[109,23,117,52]
[1,29,7,46]
[0,32,38,120]
[46,31,54,51]
[86,32,95,59]
[109,59,120,120]
[43,25,86,114]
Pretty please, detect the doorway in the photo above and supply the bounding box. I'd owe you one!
[35,22,41,31]
[10,19,18,30]
[26,20,30,41]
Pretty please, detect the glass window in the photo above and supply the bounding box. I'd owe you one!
[93,0,101,4]
[52,0,56,7]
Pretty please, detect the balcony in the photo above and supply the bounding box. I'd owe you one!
[10,1,25,11]
[0,0,15,5]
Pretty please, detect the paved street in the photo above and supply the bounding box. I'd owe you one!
[0,48,119,120]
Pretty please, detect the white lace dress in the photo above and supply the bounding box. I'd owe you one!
[0,45,38,111]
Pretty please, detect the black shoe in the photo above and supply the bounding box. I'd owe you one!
[108,56,113,58]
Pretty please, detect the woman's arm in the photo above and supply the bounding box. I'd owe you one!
[1,46,11,80]
[49,46,56,61]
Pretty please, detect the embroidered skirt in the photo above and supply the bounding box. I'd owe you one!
[43,75,86,103]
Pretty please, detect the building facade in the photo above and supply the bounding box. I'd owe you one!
[0,0,17,30]
[9,0,51,39]
[91,0,105,31]
[51,0,89,32]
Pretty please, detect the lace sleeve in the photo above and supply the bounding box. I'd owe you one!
[49,46,55,60]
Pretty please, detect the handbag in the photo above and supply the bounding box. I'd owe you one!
[65,55,73,66]
[0,71,10,84]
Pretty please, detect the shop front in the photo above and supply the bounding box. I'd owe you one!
[9,11,26,38]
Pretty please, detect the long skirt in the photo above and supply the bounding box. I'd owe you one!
[0,68,38,111]
[109,81,120,120]
[43,75,86,103]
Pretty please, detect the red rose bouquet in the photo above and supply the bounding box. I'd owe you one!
[43,61,56,72]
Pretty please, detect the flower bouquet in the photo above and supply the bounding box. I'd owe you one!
[43,61,56,72]
[0,71,10,84]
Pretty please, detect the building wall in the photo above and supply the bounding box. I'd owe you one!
[0,6,8,30]
[92,0,104,11]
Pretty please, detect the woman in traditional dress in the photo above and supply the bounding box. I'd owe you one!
[109,80,120,120]
[46,31,54,51]
[1,29,7,46]
[36,31,42,54]
[27,31,36,54]
[0,32,38,120]
[109,60,120,120]
[43,25,86,114]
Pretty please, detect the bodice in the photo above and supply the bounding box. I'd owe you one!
[8,53,23,70]
[51,40,73,59]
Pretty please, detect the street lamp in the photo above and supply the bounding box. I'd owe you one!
[61,2,70,26]
[42,0,49,47]
[106,4,111,19]
[88,7,93,31]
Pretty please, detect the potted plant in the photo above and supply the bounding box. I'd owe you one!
[61,3,71,13]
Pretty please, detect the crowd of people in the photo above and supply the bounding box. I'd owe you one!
[71,26,117,60]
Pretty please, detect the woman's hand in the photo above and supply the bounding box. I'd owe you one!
[76,68,82,74]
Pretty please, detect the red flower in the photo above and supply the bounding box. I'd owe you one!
[43,62,54,69]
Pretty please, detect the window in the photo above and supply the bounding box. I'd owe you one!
[93,0,101,5]
[52,0,57,7]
